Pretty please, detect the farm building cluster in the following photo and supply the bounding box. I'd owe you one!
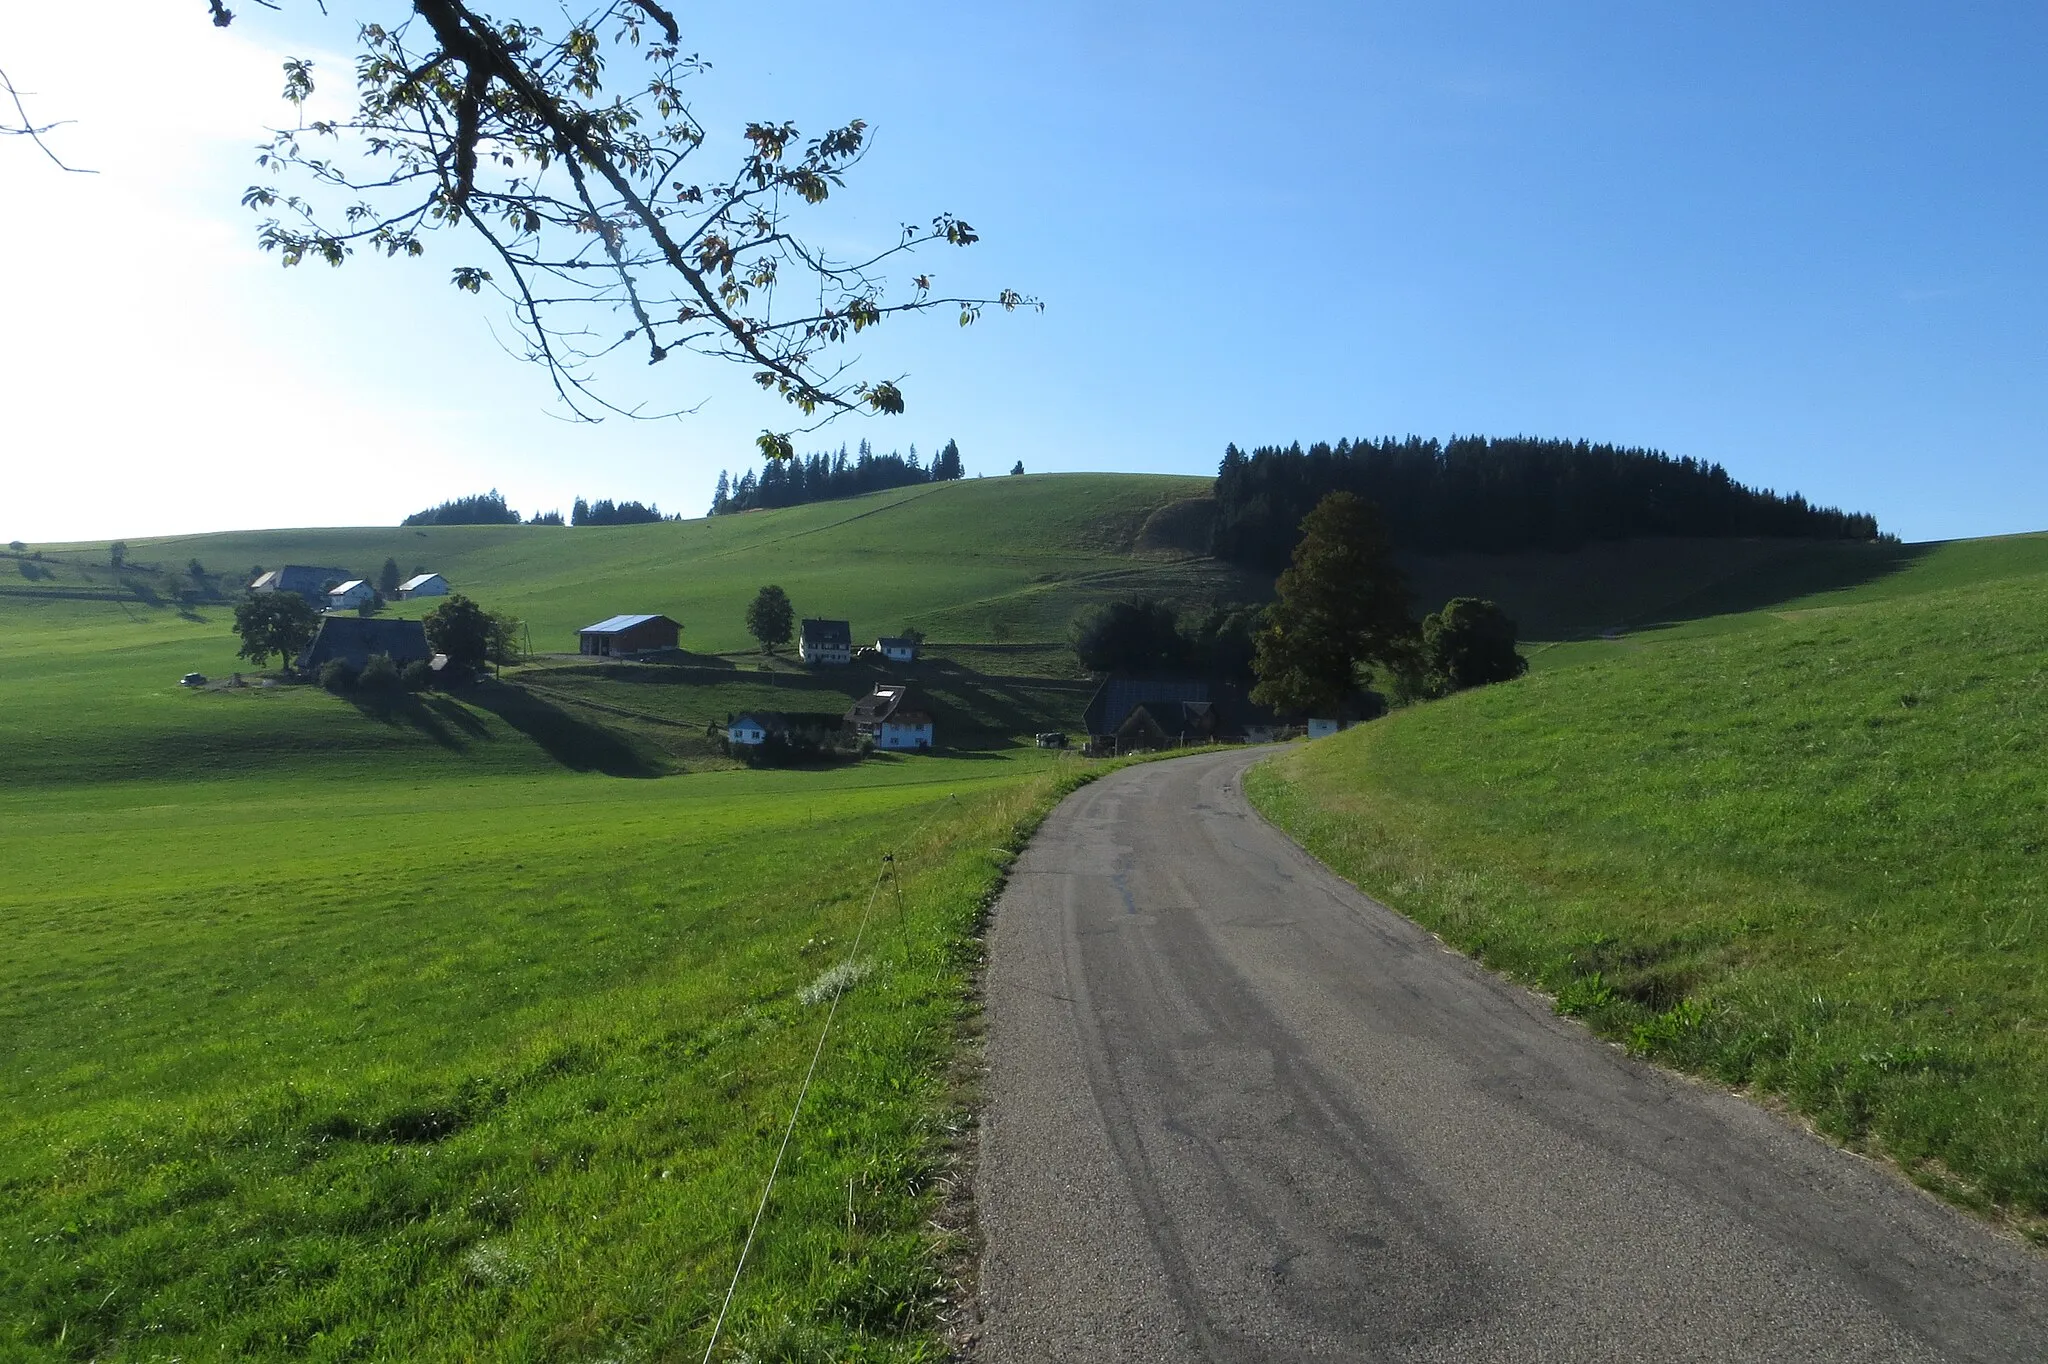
[728,683,936,755]
[798,619,921,666]
[250,565,451,613]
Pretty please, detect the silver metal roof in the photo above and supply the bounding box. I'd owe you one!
[578,613,671,634]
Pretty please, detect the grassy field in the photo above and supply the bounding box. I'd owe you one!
[0,526,1114,1358]
[12,469,2037,1359]
[0,680,1107,1361]
[1248,533,2048,1238]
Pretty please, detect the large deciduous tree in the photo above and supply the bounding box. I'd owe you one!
[1250,492,1415,717]
[212,1,1036,453]
[745,584,793,653]
[424,592,501,672]
[233,591,319,670]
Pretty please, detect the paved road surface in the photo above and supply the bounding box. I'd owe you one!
[973,749,2047,1362]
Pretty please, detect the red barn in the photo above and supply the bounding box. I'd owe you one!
[576,613,680,656]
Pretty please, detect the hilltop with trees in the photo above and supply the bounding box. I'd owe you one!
[712,439,965,515]
[1211,436,1883,568]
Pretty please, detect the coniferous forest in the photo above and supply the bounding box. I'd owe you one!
[1212,437,1883,568]
[711,439,965,515]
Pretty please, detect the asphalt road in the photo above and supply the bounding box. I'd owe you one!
[972,749,2048,1363]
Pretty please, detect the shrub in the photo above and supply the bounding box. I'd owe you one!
[319,659,358,693]
[358,653,401,691]
[1420,597,1527,692]
[400,659,434,692]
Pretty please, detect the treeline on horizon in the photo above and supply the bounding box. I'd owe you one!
[1212,437,1884,568]
[399,490,675,527]
[710,438,965,515]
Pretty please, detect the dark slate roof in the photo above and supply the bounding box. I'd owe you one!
[1082,677,1280,739]
[578,613,677,635]
[1083,678,1210,736]
[298,616,431,671]
[877,636,918,651]
[801,618,852,646]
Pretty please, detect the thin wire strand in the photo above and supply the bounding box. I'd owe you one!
[697,794,958,1363]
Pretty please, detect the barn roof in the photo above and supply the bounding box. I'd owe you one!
[399,573,443,590]
[886,710,934,726]
[578,613,676,635]
[877,636,918,650]
[330,580,368,594]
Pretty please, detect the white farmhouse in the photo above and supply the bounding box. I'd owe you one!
[799,618,853,665]
[877,635,920,663]
[327,579,375,611]
[728,711,781,747]
[878,709,934,751]
[397,573,449,599]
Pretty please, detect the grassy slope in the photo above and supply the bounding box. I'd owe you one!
[9,473,1920,658]
[1248,533,2048,1236]
[7,474,1249,654]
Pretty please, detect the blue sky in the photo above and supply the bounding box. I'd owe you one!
[3,2,2043,542]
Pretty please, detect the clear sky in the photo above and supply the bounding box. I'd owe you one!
[3,2,2044,544]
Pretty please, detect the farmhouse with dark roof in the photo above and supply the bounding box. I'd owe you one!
[799,618,852,665]
[297,617,431,672]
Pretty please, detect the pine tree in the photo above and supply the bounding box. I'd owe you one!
[1250,493,1415,717]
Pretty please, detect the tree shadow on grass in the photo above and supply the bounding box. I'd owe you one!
[462,682,661,777]
[343,689,470,751]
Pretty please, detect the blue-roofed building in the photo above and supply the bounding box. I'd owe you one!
[576,613,680,656]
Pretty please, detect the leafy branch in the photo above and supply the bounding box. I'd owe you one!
[222,1,1038,451]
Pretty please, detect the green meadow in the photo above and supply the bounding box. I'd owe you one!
[0,520,1113,1359]
[11,471,2048,1360]
[1250,533,2048,1238]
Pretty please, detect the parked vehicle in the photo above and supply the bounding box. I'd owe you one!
[1035,731,1069,749]
[179,672,207,687]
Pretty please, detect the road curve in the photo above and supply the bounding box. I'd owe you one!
[972,748,2047,1363]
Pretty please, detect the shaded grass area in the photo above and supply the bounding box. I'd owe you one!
[0,753,1087,1361]
[1247,561,2048,1237]
[515,656,1092,766]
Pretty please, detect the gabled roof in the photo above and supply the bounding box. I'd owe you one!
[329,580,369,595]
[399,573,444,590]
[877,636,918,651]
[1084,678,1211,736]
[298,616,431,670]
[578,613,677,635]
[1081,677,1281,739]
[884,710,933,727]
[250,571,280,590]
[801,618,852,646]
[730,710,787,729]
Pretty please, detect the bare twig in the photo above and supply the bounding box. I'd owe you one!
[0,67,95,174]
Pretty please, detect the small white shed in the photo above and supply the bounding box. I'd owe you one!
[327,580,375,611]
[398,573,449,599]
